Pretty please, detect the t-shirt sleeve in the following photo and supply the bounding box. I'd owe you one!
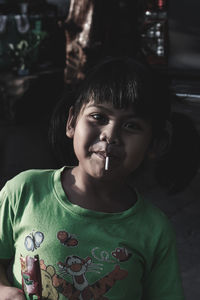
[0,185,15,259]
[142,222,185,300]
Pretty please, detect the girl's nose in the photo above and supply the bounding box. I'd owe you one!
[99,124,120,145]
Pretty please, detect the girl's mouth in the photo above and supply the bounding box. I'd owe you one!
[89,143,125,164]
[90,151,124,172]
[92,151,120,164]
[90,148,124,161]
[94,151,107,159]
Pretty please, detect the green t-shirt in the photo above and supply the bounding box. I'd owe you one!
[0,167,185,300]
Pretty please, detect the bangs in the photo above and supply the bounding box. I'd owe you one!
[75,59,148,116]
[82,78,139,110]
[74,57,170,132]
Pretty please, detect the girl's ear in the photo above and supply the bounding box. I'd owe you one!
[148,135,171,160]
[66,106,76,139]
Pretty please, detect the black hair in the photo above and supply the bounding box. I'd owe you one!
[49,56,200,194]
[72,56,170,139]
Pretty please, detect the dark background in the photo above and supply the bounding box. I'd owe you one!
[0,1,200,299]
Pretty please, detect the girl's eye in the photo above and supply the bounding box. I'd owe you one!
[90,113,107,123]
[123,122,142,131]
[91,113,103,120]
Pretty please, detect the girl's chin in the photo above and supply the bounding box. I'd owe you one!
[78,156,124,179]
[88,168,108,179]
[87,166,123,181]
[89,153,120,172]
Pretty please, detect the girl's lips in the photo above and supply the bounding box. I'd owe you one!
[92,150,122,161]
[93,151,107,159]
[89,142,124,159]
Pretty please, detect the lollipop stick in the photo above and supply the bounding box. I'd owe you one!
[105,156,109,170]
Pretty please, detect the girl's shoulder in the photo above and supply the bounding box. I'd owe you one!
[139,195,175,236]
[0,168,64,212]
[2,168,64,197]
[7,168,55,187]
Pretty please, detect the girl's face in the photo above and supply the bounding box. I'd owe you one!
[66,101,153,180]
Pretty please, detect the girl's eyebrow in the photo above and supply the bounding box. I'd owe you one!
[85,104,138,118]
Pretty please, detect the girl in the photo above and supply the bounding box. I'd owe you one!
[0,57,190,299]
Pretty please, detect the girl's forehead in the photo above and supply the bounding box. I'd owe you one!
[82,100,136,115]
[78,101,152,124]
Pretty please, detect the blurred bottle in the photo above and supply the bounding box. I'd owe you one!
[138,0,168,66]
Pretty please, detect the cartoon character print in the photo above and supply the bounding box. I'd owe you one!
[111,247,132,262]
[54,254,128,300]
[57,230,78,247]
[53,231,133,299]
[24,231,44,252]
[58,255,93,299]
[22,228,132,299]
[40,260,59,300]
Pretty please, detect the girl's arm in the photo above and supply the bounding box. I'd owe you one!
[0,259,26,300]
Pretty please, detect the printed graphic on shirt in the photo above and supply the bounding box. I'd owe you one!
[21,229,132,299]
[53,232,132,299]
[57,255,103,288]
[57,230,78,247]
[54,258,128,299]
[24,231,44,252]
[112,247,132,262]
[91,246,132,263]
[40,260,59,300]
[91,247,116,263]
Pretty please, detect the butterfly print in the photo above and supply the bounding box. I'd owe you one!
[24,231,44,252]
[57,230,78,247]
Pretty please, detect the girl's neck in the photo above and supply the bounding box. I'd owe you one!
[61,167,137,213]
